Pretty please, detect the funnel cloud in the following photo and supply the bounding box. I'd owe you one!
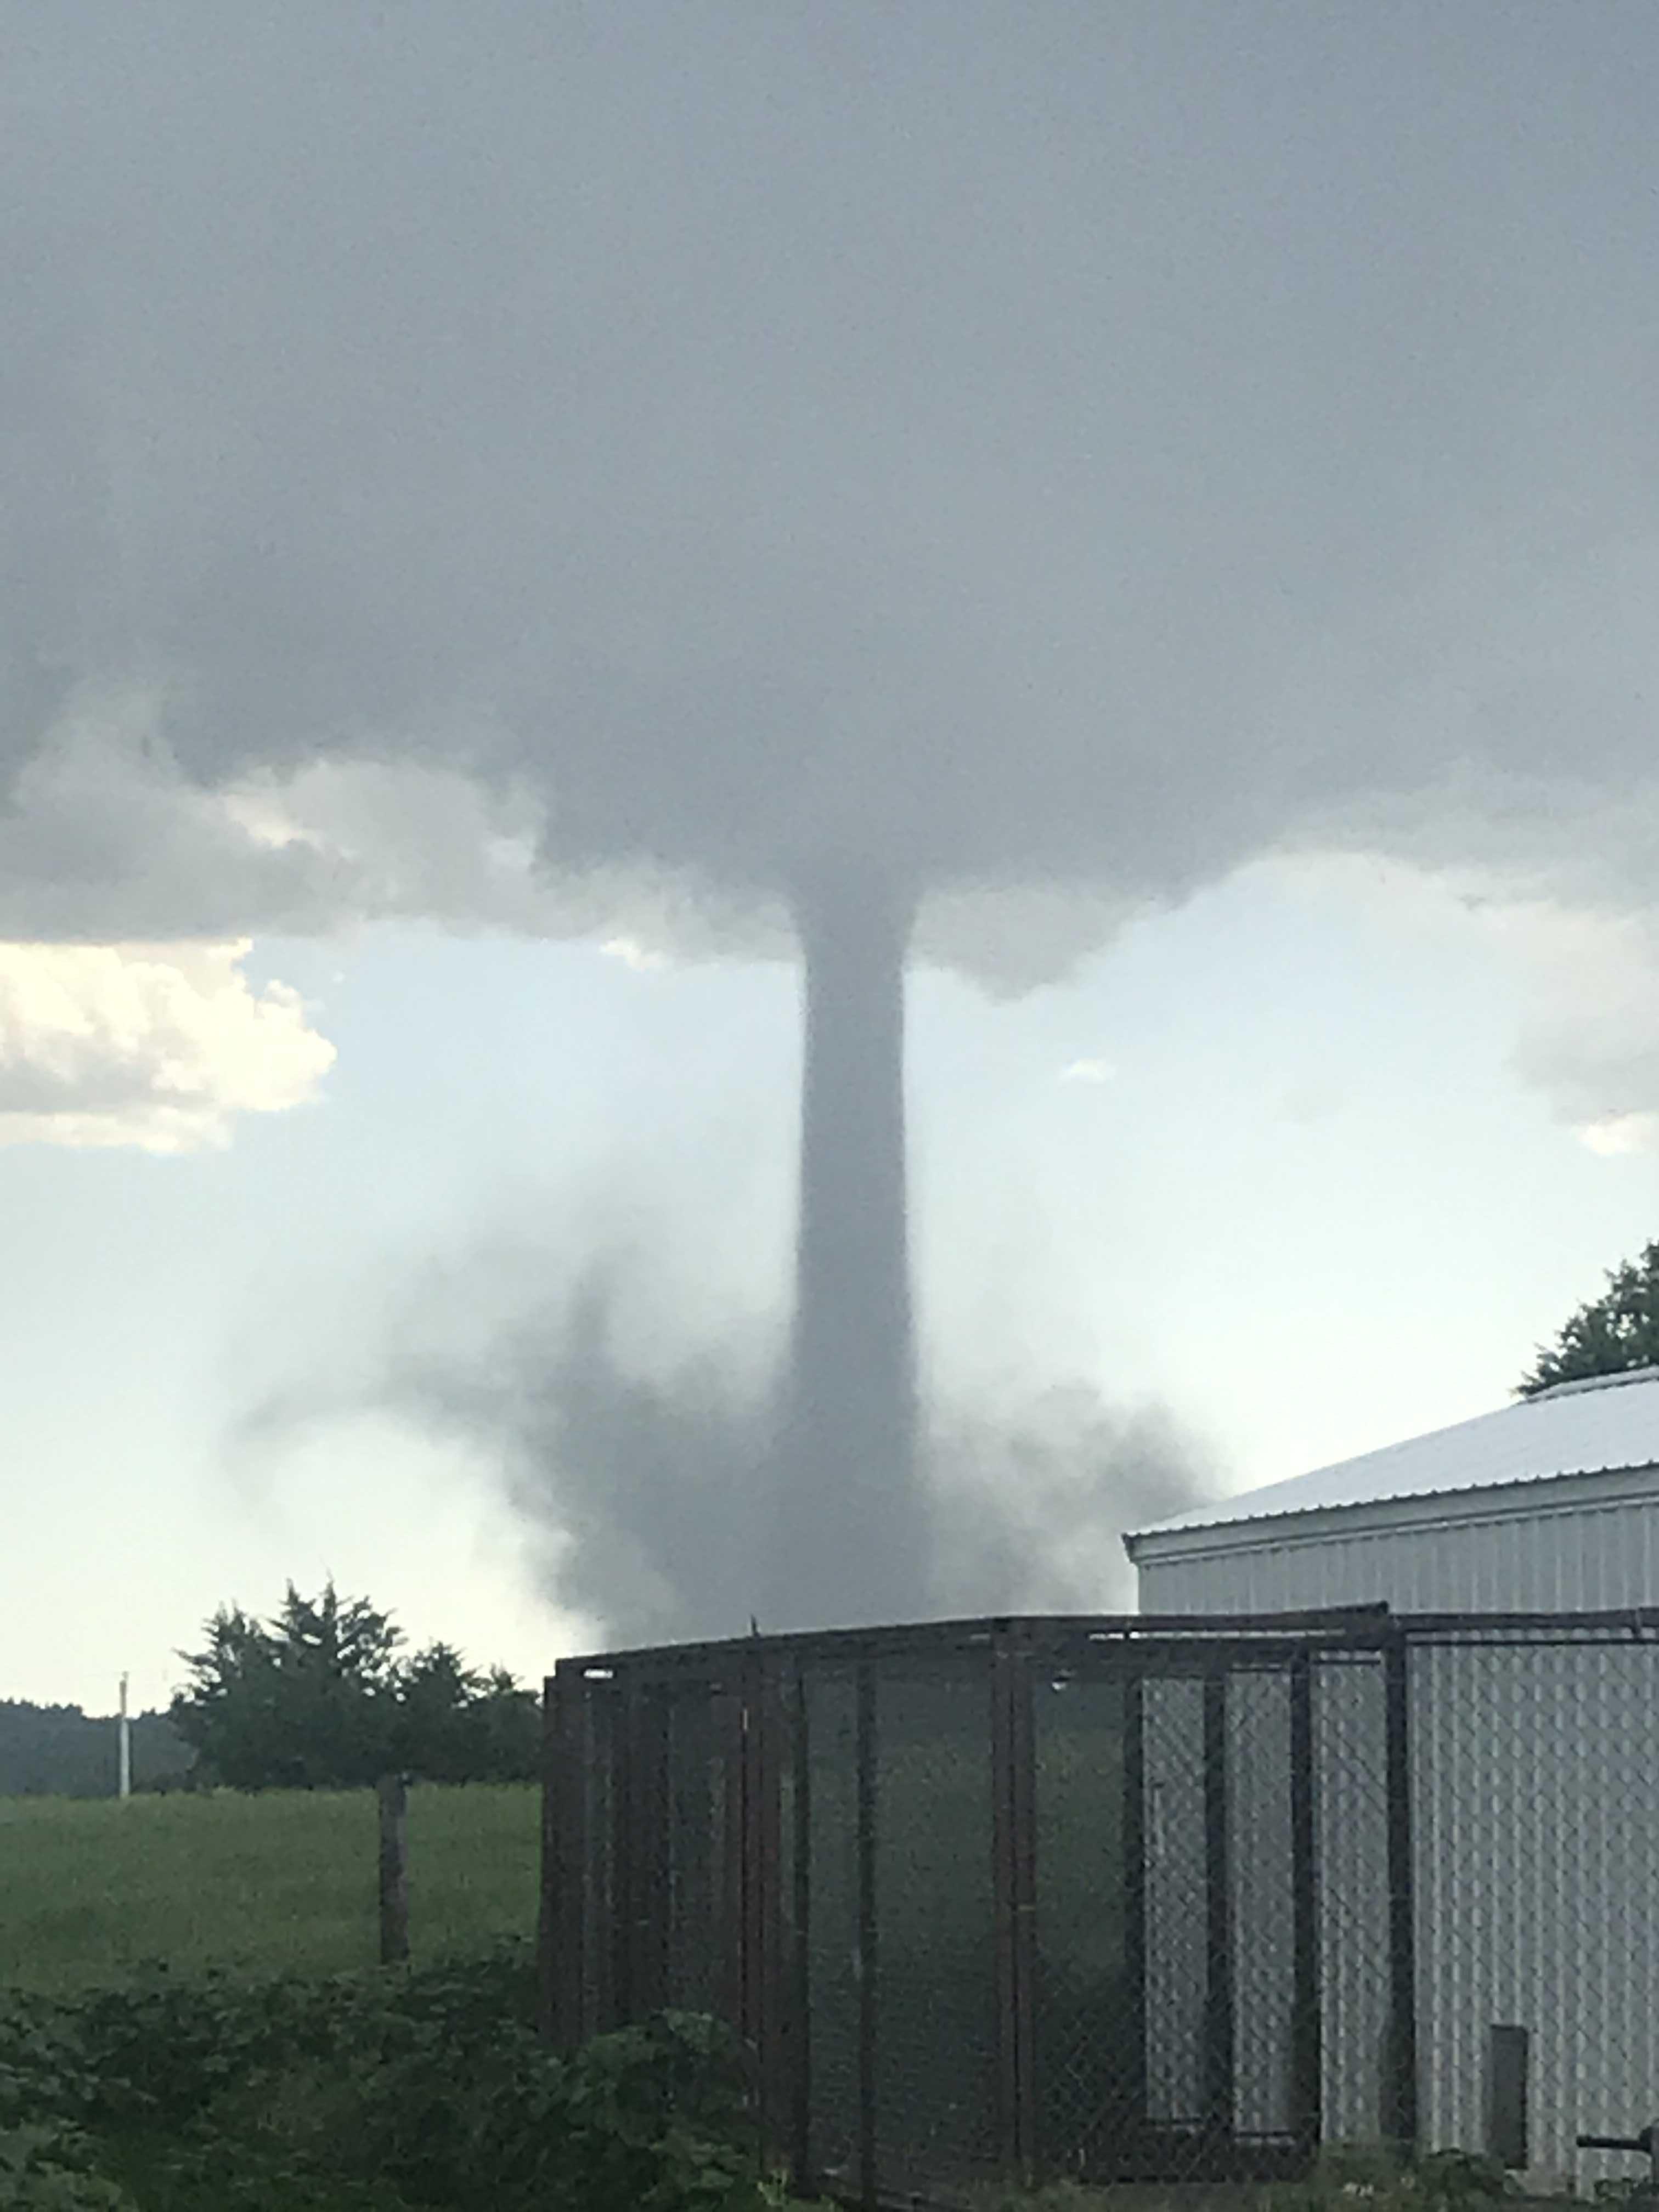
[774,861,924,1624]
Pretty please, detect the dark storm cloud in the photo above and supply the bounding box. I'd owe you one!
[7,4,1659,948]
[26,7,1659,1637]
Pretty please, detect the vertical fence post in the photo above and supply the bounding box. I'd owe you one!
[789,1661,812,2196]
[1010,1637,1038,2179]
[992,1628,1037,2182]
[1486,2024,1528,2172]
[1382,1633,1419,2153]
[588,1675,619,2038]
[540,1670,588,2047]
[743,1649,787,2143]
[855,1660,878,2212]
[718,1676,749,2037]
[1122,1671,1148,2157]
[630,1686,670,2020]
[377,1771,410,1966]
[537,1676,558,2039]
[1202,1673,1234,2150]
[1289,1650,1322,2162]
[611,1682,648,2024]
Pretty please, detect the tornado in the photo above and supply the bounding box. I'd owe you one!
[764,859,929,1628]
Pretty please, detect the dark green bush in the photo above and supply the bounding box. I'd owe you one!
[0,2123,137,2210]
[0,1944,768,2211]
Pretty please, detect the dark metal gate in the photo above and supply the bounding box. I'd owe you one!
[541,1612,1415,2203]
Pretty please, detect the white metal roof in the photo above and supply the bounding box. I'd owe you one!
[1127,1365,1659,1550]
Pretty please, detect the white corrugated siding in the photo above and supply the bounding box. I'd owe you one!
[1135,1488,1659,1616]
[1408,1636,1659,2191]
[1133,1496,1659,2187]
[1127,1400,1659,2183]
[1228,1671,1297,2137]
[1312,1657,1392,2147]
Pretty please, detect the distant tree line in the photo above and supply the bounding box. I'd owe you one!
[0,1700,193,1798]
[167,1581,540,1791]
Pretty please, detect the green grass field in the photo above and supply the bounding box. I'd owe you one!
[0,1782,540,1991]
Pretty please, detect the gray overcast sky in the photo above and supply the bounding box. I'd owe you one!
[6,4,1659,1705]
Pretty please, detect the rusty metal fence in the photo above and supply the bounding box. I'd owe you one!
[539,1610,1659,2207]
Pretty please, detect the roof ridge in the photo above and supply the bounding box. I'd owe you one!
[1528,1363,1659,1401]
[1128,1372,1659,1547]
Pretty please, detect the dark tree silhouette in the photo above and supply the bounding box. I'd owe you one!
[1519,1239,1659,1396]
[169,1581,538,1791]
[0,1700,192,1797]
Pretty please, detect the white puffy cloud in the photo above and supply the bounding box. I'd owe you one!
[1487,904,1659,1157]
[599,938,670,974]
[0,941,335,1153]
[1265,851,1659,1156]
[1578,1114,1659,1159]
[0,687,795,972]
[0,689,578,944]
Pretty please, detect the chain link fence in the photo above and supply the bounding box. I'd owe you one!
[541,1611,1659,2207]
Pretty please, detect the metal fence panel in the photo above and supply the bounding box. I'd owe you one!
[802,1666,860,2193]
[870,1656,1002,2193]
[1031,1668,1135,2174]
[1142,1674,1210,2135]
[577,1671,617,2042]
[1410,1632,1659,2192]
[662,1685,731,2017]
[543,1611,1659,2206]
[1312,1651,1392,2148]
[1227,1666,1297,2143]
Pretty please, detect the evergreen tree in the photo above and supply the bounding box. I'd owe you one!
[171,1583,402,1789]
[467,1666,542,1784]
[170,1581,540,1790]
[392,1640,484,1782]
[1519,1238,1659,1395]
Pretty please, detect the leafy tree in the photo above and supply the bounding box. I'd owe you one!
[171,1583,402,1791]
[269,1582,404,1785]
[168,1604,282,1790]
[464,1666,542,1785]
[1519,1236,1659,1395]
[391,1641,483,1783]
[170,1582,540,1791]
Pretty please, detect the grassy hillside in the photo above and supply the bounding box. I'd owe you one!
[0,1781,540,1992]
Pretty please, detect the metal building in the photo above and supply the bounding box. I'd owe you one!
[1124,1366,1659,2192]
[1125,1366,1659,1614]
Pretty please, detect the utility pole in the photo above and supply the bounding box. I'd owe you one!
[118,1673,132,1801]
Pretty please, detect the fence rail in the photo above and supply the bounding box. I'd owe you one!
[540,1610,1659,2207]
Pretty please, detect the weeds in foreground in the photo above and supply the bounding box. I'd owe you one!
[970,2144,1523,2212]
[0,1941,771,2211]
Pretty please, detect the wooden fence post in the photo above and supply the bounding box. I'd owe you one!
[378,1773,410,1966]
